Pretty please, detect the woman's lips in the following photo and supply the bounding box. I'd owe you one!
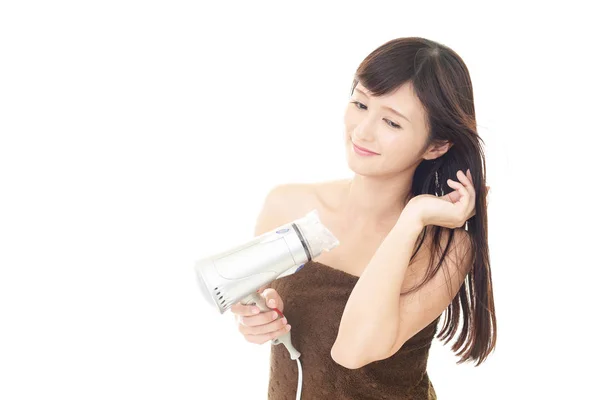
[352,142,380,156]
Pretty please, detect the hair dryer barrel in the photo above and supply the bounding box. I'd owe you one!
[195,209,339,314]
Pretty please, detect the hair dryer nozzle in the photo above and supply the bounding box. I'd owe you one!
[294,209,340,259]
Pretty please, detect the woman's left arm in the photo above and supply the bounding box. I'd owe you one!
[331,170,477,369]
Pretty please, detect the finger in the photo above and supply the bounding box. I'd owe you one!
[240,309,280,327]
[230,302,260,317]
[261,288,284,312]
[456,170,476,199]
[464,170,479,220]
[467,206,476,220]
[447,178,469,203]
[440,188,461,204]
[446,178,471,218]
[239,315,288,335]
[244,324,292,344]
[455,171,477,217]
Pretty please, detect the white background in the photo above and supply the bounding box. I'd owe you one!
[1,1,598,399]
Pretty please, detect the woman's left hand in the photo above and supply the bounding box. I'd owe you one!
[402,169,481,229]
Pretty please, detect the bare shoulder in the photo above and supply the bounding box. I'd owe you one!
[254,179,348,236]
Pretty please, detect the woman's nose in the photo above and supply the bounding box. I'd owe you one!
[353,119,376,142]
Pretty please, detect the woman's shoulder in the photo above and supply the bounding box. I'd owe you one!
[269,178,350,213]
[254,179,349,236]
[270,178,346,197]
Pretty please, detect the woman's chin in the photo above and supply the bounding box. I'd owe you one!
[346,153,376,174]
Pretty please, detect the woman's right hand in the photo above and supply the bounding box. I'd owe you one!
[231,288,291,344]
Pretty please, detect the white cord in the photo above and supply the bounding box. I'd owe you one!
[295,357,303,400]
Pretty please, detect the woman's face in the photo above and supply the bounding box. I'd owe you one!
[343,81,431,176]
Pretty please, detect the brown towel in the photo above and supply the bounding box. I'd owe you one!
[268,260,440,400]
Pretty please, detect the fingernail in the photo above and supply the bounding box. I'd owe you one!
[268,299,276,307]
[272,311,278,319]
[285,325,291,331]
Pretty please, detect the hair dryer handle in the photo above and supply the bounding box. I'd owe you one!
[240,292,270,312]
[239,292,301,360]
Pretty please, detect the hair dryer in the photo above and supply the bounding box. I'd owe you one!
[194,209,339,399]
[194,209,339,353]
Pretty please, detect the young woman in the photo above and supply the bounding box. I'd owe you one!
[232,36,496,399]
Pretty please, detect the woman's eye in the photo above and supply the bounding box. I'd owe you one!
[385,119,402,129]
[351,101,367,110]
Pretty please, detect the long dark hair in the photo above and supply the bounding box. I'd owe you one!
[350,37,496,366]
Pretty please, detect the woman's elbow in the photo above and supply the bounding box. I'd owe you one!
[330,344,365,369]
[330,340,401,369]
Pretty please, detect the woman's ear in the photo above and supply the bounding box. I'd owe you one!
[423,140,452,161]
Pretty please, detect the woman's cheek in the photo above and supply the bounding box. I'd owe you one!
[343,107,355,128]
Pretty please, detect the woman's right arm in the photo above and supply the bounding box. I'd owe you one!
[253,184,295,292]
[228,184,294,343]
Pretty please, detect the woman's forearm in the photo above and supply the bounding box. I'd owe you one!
[331,213,424,366]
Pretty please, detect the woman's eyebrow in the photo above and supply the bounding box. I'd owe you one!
[354,87,411,123]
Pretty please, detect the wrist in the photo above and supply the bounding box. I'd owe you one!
[396,209,425,235]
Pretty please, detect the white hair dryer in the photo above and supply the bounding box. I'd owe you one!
[194,209,339,399]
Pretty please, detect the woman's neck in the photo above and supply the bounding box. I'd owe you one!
[340,173,413,230]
